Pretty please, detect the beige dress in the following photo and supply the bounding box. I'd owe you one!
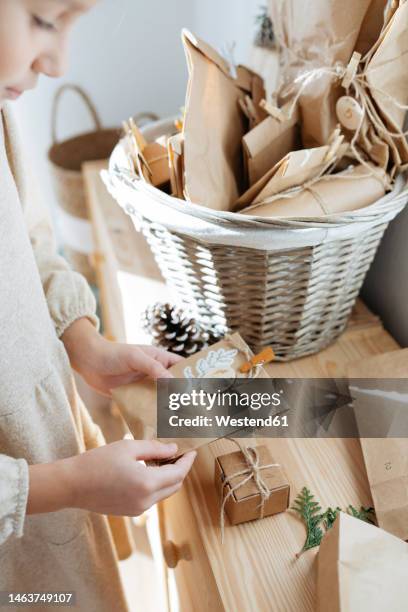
[0,105,129,612]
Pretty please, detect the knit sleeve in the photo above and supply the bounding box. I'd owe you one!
[3,104,100,338]
[27,200,100,338]
[0,455,29,545]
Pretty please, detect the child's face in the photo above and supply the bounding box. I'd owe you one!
[0,0,97,106]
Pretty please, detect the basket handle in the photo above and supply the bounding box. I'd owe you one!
[51,84,102,144]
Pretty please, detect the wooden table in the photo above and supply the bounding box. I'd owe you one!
[83,160,400,612]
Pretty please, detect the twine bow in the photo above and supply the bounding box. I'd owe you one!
[219,439,280,543]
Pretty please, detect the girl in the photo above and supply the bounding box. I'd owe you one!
[0,1,196,610]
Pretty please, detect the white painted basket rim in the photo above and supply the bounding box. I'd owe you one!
[103,119,408,251]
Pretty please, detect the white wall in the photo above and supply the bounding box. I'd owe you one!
[192,0,260,65]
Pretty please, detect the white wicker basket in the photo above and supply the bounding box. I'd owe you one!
[103,119,408,360]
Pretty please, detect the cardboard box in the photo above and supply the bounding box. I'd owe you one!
[215,445,290,525]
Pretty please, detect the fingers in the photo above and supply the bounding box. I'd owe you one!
[154,347,184,368]
[130,345,185,378]
[130,349,174,380]
[132,440,178,461]
[148,451,197,489]
[173,450,197,476]
[151,482,183,505]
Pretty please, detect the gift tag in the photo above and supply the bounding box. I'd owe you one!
[336,96,364,131]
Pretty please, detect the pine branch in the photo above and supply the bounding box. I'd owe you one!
[292,488,377,558]
[321,506,342,531]
[291,487,324,556]
[346,505,375,524]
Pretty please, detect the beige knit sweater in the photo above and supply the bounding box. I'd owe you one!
[0,105,129,612]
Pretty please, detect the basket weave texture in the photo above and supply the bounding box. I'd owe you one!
[137,219,387,359]
[105,121,408,360]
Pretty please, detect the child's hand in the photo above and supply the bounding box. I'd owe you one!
[68,441,196,516]
[62,318,183,396]
[28,441,196,516]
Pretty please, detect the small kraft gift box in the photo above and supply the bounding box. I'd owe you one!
[215,442,290,536]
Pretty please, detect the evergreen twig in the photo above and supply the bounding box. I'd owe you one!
[291,487,324,557]
[321,506,342,531]
[346,505,375,524]
[291,487,376,557]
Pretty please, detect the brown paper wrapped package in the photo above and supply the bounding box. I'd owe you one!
[236,130,345,210]
[354,0,389,55]
[243,102,300,186]
[268,0,385,147]
[317,513,408,612]
[182,29,247,211]
[167,132,185,199]
[241,164,386,219]
[358,119,390,170]
[347,349,408,541]
[215,445,289,525]
[112,333,270,459]
[236,65,268,128]
[364,1,408,166]
[124,120,170,189]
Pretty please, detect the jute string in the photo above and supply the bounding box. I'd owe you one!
[219,438,280,543]
[244,48,407,216]
[243,162,380,215]
[274,50,408,180]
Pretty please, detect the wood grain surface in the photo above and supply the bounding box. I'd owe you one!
[86,159,401,611]
[177,324,399,612]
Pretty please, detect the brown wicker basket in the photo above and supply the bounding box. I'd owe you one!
[48,85,122,284]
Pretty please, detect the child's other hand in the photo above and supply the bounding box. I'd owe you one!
[66,441,196,516]
[28,441,196,516]
[62,318,183,396]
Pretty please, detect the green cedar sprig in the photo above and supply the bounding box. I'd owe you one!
[291,487,375,557]
[291,487,324,556]
[346,504,376,524]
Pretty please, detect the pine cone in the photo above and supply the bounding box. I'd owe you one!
[141,303,222,357]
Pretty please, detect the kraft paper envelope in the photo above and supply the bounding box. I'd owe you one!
[124,119,170,189]
[354,0,389,55]
[182,29,247,212]
[243,102,300,186]
[358,120,390,170]
[236,65,268,128]
[241,164,386,219]
[268,0,385,147]
[364,0,408,166]
[347,349,408,541]
[317,513,408,612]
[167,132,185,199]
[236,129,345,209]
